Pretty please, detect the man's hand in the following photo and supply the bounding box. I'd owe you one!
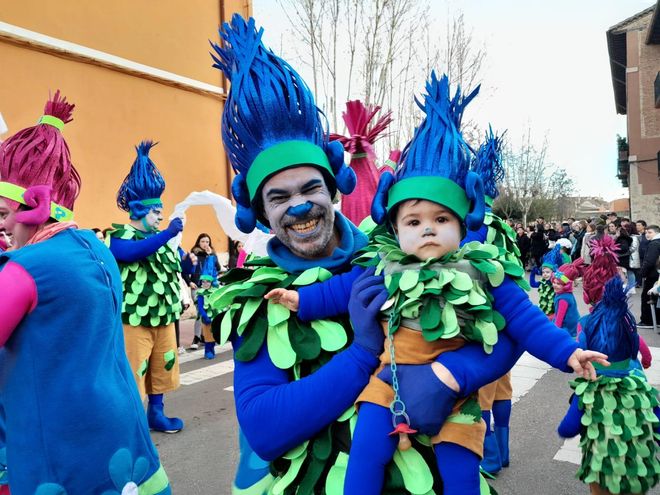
[165,217,184,236]
[265,288,300,312]
[567,349,609,381]
[378,364,458,435]
[349,267,388,356]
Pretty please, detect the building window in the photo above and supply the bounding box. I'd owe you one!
[656,71,660,108]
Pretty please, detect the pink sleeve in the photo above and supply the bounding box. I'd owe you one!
[638,335,652,369]
[553,299,569,328]
[237,249,247,268]
[0,261,38,346]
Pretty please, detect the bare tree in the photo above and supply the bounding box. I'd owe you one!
[499,126,576,225]
[276,1,488,156]
[501,127,549,227]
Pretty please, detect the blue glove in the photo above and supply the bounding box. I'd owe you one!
[349,266,388,357]
[378,364,458,435]
[165,217,184,236]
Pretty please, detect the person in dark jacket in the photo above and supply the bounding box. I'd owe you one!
[638,225,660,328]
[615,225,633,288]
[530,223,548,268]
[516,227,531,269]
[636,220,649,269]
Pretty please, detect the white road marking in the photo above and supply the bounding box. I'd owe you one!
[179,359,234,386]
[179,343,232,364]
[511,353,552,404]
[553,346,660,465]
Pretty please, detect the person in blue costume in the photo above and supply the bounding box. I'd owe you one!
[108,141,185,434]
[208,16,563,495]
[530,244,564,317]
[263,74,608,495]
[551,259,582,337]
[0,93,169,494]
[558,276,660,495]
[467,130,513,476]
[196,274,219,359]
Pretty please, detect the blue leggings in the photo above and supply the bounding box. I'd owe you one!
[344,403,481,495]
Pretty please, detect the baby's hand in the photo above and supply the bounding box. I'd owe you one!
[265,288,300,312]
[567,349,609,381]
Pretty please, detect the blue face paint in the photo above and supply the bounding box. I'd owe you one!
[286,201,314,218]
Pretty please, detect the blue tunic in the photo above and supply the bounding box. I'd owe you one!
[0,229,169,495]
[553,293,580,337]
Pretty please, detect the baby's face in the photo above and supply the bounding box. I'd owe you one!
[394,199,461,260]
[541,267,553,280]
[201,280,212,289]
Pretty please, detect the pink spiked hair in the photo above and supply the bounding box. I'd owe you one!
[0,90,80,210]
[582,235,620,305]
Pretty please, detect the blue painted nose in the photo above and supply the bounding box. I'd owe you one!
[286,201,314,218]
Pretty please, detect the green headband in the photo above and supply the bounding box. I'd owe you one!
[387,176,471,221]
[140,198,162,206]
[38,115,65,131]
[0,181,74,221]
[246,140,333,201]
[199,275,215,282]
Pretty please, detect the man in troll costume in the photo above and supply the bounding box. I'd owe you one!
[209,16,607,495]
[0,93,169,494]
[108,141,185,433]
[466,130,517,476]
[265,74,608,494]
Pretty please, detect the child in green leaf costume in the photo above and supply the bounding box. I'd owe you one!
[558,276,660,495]
[266,74,608,495]
[197,274,219,359]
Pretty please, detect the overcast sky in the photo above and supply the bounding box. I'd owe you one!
[253,0,654,202]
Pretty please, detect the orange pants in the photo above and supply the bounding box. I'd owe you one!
[123,323,180,398]
[478,372,513,411]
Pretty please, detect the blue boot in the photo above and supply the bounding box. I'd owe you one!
[147,394,184,433]
[480,433,502,476]
[494,426,510,467]
[204,342,216,360]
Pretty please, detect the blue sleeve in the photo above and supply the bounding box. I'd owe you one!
[197,296,210,323]
[557,394,583,438]
[492,277,577,371]
[232,338,379,461]
[529,266,541,288]
[577,331,587,350]
[109,231,174,263]
[435,330,524,396]
[655,407,660,436]
[297,265,365,322]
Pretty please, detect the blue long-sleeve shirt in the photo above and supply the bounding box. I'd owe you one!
[109,229,175,263]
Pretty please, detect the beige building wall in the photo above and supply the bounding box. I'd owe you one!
[0,0,251,251]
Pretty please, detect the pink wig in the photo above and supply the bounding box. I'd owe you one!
[582,235,620,305]
[0,91,80,210]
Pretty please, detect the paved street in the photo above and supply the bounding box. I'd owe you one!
[153,285,660,494]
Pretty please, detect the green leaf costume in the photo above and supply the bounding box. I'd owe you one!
[353,224,529,354]
[109,224,181,327]
[210,259,454,494]
[571,368,660,494]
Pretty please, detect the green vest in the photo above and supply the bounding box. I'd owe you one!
[109,224,181,327]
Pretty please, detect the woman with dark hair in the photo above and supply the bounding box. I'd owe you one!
[516,227,531,270]
[190,233,221,286]
[530,222,548,268]
[615,225,634,289]
[187,233,221,349]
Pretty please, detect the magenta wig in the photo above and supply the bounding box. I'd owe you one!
[582,235,620,305]
[0,90,80,210]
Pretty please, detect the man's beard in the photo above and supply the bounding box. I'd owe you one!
[273,204,335,259]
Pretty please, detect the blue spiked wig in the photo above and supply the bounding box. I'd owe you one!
[116,141,165,220]
[210,15,355,233]
[541,244,563,271]
[472,126,505,207]
[371,72,485,232]
[583,276,638,362]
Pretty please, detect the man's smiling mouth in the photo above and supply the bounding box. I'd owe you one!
[288,218,320,235]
